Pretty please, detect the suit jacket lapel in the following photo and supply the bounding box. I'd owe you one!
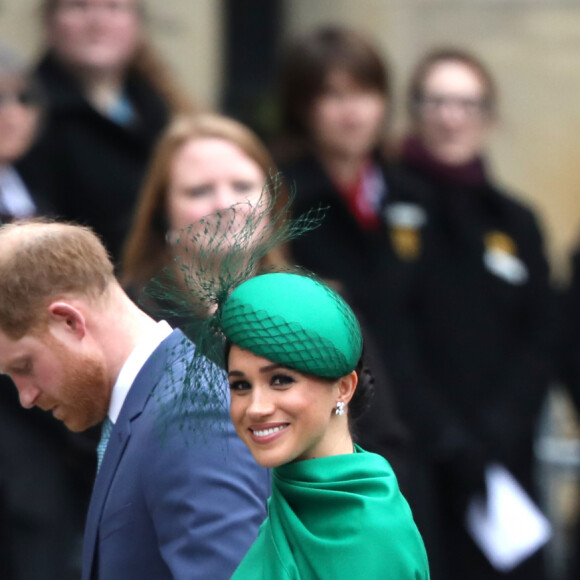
[81,330,187,580]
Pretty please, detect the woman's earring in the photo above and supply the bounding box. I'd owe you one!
[165,229,176,246]
[335,401,346,416]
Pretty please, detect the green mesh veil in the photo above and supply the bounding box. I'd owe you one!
[144,175,328,434]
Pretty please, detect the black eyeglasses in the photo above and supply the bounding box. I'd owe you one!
[0,89,41,109]
[415,94,491,118]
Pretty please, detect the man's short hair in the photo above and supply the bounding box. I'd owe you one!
[0,220,115,339]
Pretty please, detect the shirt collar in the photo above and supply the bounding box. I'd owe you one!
[108,320,173,423]
[0,166,36,218]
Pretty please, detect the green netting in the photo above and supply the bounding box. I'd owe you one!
[143,175,329,434]
[221,273,362,378]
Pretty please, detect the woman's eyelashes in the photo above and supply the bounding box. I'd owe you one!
[271,373,296,387]
[182,181,258,199]
[229,373,296,392]
[232,180,257,193]
[229,379,251,392]
[184,185,211,199]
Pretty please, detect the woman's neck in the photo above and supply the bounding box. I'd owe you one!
[307,430,354,462]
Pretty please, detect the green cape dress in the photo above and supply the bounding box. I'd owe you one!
[231,445,430,579]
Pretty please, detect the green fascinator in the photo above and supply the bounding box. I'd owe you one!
[222,273,362,378]
[145,176,331,433]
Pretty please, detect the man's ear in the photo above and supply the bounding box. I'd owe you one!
[47,302,87,340]
[337,370,358,406]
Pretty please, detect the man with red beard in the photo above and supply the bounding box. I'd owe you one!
[0,220,270,580]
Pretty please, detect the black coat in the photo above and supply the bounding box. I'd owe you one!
[559,249,580,411]
[281,154,433,487]
[382,167,554,580]
[391,178,552,475]
[17,53,170,263]
[0,177,92,579]
[0,375,99,579]
[284,154,432,310]
[558,248,580,580]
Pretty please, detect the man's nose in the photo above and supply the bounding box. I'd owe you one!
[15,381,41,409]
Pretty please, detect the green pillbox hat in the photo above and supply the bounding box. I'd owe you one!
[221,273,362,378]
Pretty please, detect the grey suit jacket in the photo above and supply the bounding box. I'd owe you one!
[81,330,270,579]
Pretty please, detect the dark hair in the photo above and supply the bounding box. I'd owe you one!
[407,47,498,120]
[348,351,375,428]
[279,26,391,138]
[224,342,374,434]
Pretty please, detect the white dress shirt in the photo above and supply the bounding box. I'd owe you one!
[107,320,173,423]
[0,165,36,218]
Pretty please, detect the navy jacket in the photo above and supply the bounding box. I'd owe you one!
[82,330,270,579]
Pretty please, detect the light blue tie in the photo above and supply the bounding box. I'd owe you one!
[97,416,114,472]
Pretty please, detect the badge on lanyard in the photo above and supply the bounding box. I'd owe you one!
[483,231,528,285]
[385,202,426,261]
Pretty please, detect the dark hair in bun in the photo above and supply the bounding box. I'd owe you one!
[348,349,375,430]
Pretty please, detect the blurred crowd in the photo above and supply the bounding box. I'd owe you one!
[1,1,580,579]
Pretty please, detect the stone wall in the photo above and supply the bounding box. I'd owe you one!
[0,0,223,109]
[286,0,580,279]
[2,0,580,277]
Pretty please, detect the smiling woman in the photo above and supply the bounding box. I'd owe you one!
[228,348,355,468]
[219,272,430,579]
[391,48,553,580]
[229,346,358,467]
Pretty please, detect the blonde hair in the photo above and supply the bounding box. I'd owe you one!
[0,220,115,339]
[40,0,193,115]
[121,114,288,288]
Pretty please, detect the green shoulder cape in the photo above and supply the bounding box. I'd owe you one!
[232,446,430,579]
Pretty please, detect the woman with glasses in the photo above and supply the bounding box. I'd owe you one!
[386,48,554,580]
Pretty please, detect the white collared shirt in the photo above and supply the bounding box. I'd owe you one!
[107,320,173,423]
[0,166,36,218]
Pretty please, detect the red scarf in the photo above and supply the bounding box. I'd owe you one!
[333,160,382,231]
